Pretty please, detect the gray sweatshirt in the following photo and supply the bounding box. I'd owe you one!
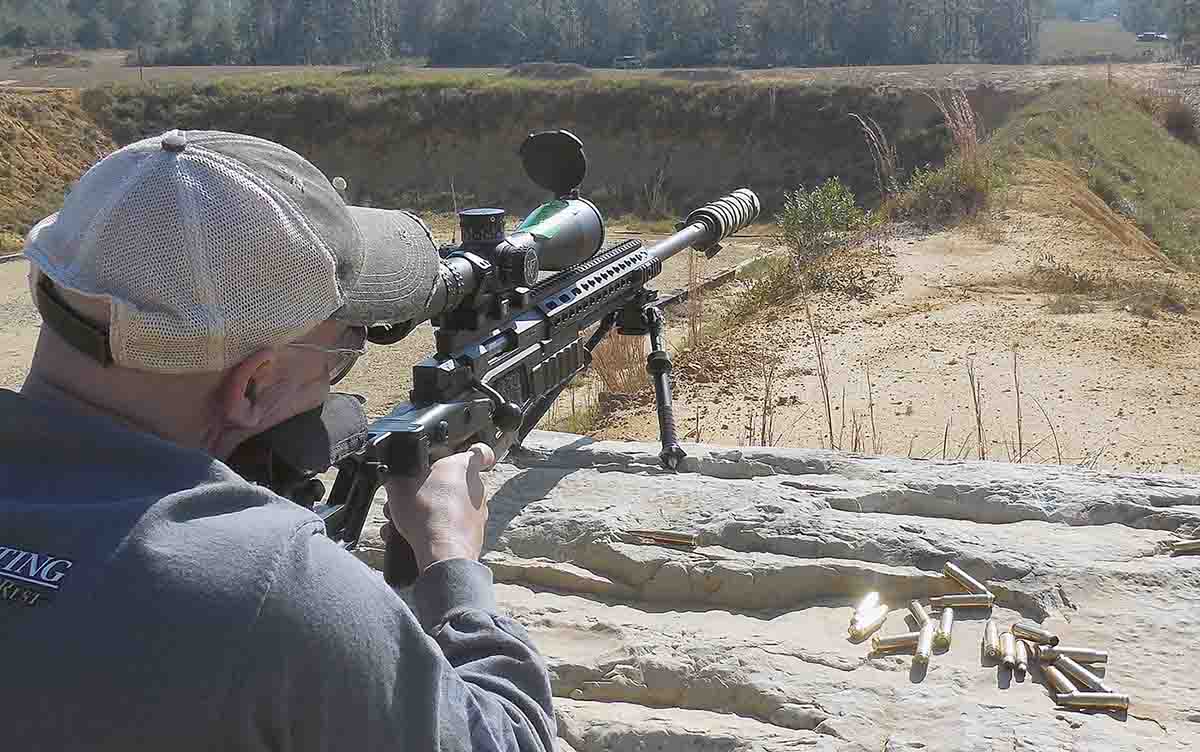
[0,389,556,751]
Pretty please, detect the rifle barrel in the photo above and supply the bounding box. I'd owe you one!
[644,222,712,264]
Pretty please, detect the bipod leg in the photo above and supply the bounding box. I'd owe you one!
[643,306,686,470]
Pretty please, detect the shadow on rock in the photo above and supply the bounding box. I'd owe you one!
[909,662,928,683]
[997,665,1013,689]
[485,465,577,551]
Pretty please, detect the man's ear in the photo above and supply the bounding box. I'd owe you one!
[219,348,277,430]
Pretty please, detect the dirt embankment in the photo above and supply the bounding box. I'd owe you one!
[0,90,113,252]
[78,78,1040,218]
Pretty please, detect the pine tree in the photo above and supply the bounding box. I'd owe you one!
[179,0,215,43]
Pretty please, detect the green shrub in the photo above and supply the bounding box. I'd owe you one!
[891,153,998,226]
[726,178,899,318]
[1161,96,1198,144]
[776,177,864,266]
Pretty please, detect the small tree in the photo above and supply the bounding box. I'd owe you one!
[776,177,864,269]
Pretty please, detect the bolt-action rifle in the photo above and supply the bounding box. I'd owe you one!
[231,130,759,586]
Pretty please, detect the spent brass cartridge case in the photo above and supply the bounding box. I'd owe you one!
[983,619,1001,658]
[943,562,991,595]
[1041,663,1077,694]
[853,592,881,623]
[1001,632,1017,668]
[934,607,954,648]
[1038,646,1109,664]
[1055,692,1131,711]
[872,631,921,654]
[1015,639,1030,673]
[909,600,931,627]
[929,593,994,609]
[849,604,890,640]
[1055,656,1112,692]
[1170,539,1200,554]
[1012,621,1060,646]
[914,622,935,665]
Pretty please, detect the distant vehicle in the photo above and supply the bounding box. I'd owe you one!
[613,55,643,69]
[1137,31,1168,42]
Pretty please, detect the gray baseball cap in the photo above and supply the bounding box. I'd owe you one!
[23,129,438,373]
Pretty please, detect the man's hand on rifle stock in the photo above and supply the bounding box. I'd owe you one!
[382,443,496,573]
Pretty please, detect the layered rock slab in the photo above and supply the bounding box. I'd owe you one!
[356,431,1200,751]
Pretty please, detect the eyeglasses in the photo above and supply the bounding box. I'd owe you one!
[287,326,368,385]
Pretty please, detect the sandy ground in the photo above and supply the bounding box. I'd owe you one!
[0,219,769,418]
[593,161,1200,474]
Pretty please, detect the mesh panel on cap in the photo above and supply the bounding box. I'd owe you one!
[25,146,155,288]
[98,153,219,370]
[185,149,341,368]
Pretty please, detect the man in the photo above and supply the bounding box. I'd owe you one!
[0,129,556,751]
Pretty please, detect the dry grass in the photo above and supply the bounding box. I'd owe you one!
[590,333,647,395]
[965,358,986,460]
[0,90,112,246]
[641,159,672,218]
[744,356,782,446]
[1027,253,1109,294]
[1024,252,1192,318]
[1045,294,1096,314]
[890,88,1000,226]
[850,112,899,196]
[547,380,603,434]
[508,62,592,80]
[804,223,900,300]
[657,68,741,82]
[805,298,836,451]
[0,230,23,254]
[16,51,93,69]
[825,349,1097,465]
[685,249,705,350]
[928,88,980,167]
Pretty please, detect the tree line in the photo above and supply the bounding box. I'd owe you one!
[0,0,1099,69]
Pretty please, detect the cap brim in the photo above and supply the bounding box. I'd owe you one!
[335,206,439,326]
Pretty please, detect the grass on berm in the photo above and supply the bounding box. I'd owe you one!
[994,81,1200,265]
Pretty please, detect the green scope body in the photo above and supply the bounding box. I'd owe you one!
[428,197,607,316]
[511,197,604,271]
